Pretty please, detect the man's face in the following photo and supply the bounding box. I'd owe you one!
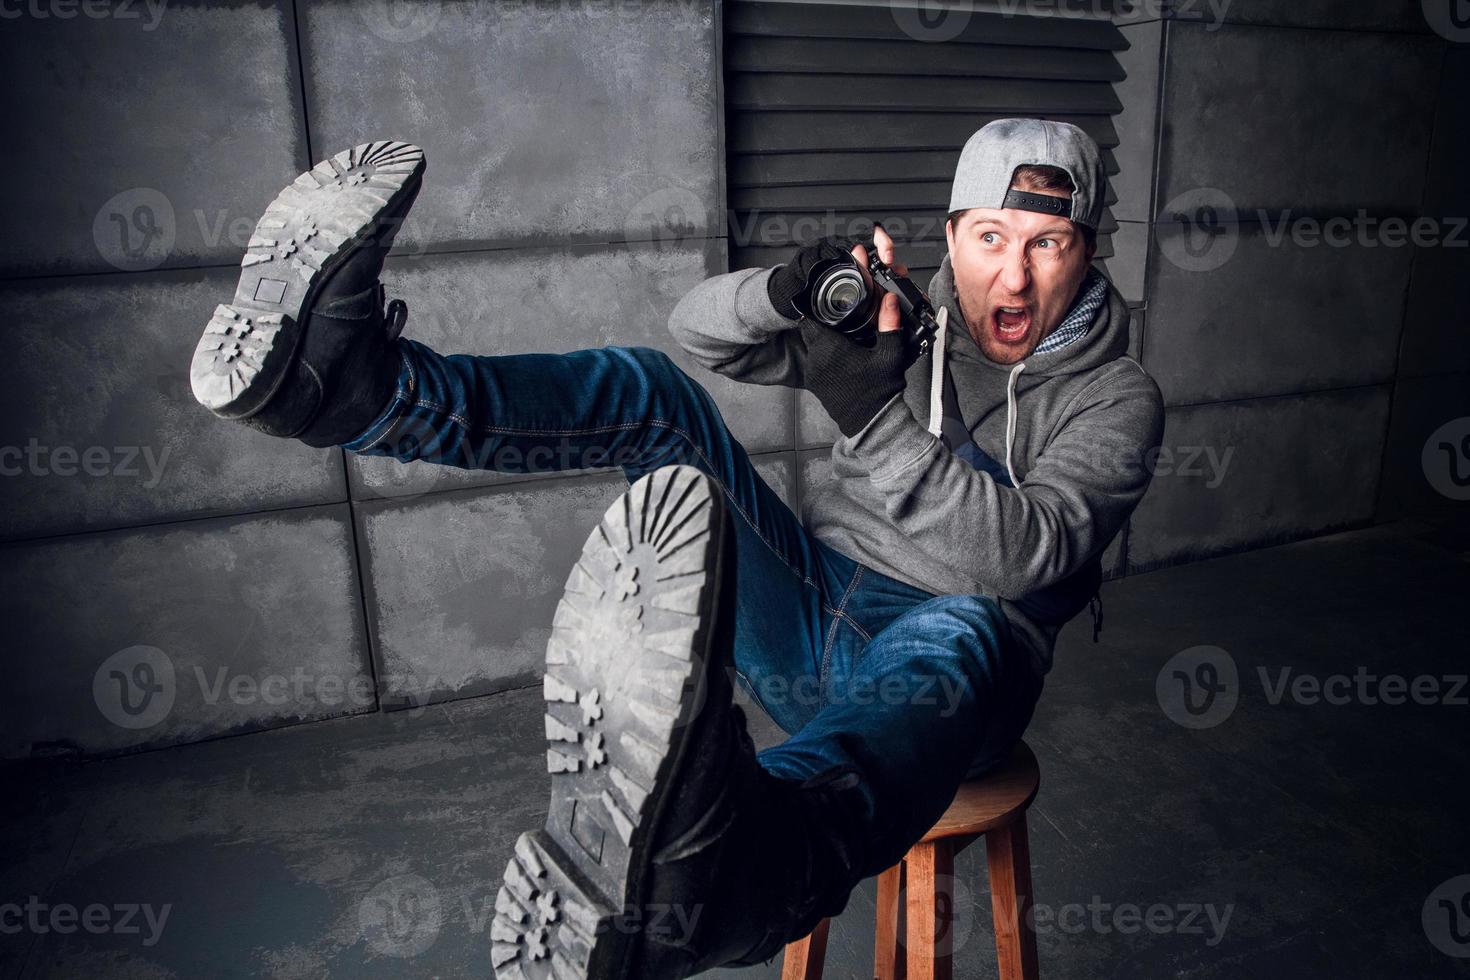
[944,190,1094,365]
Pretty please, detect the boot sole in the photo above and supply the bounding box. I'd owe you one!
[492,466,730,980]
[189,140,426,418]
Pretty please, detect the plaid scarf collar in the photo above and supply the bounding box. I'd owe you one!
[1033,267,1108,355]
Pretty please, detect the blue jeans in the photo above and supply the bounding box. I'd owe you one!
[345,341,1044,878]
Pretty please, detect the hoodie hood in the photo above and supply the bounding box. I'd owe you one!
[921,254,1132,487]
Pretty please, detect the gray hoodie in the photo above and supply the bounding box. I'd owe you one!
[668,256,1165,674]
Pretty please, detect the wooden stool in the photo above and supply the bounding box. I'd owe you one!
[780,741,1041,980]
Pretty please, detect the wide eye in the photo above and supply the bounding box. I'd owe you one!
[981,231,1000,246]
[1034,238,1056,250]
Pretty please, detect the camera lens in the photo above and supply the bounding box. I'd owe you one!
[813,267,868,325]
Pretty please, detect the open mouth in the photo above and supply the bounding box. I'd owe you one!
[991,306,1031,344]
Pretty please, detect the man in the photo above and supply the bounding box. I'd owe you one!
[189,119,1163,978]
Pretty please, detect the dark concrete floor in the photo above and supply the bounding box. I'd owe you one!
[5,520,1470,979]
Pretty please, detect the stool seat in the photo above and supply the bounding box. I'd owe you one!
[922,741,1039,840]
[781,741,1042,980]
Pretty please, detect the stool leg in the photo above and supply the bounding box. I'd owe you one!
[780,918,831,980]
[985,815,1039,980]
[904,840,955,980]
[874,861,903,980]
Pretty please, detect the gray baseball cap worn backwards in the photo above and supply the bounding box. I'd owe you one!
[948,118,1108,230]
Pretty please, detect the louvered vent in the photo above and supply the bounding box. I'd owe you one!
[725,1,1126,284]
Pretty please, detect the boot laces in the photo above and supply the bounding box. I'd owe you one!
[385,298,408,340]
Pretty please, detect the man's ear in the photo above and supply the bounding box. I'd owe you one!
[945,217,956,254]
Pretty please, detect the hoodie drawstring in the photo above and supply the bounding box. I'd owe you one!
[927,308,948,438]
[928,309,1026,488]
[1004,361,1026,487]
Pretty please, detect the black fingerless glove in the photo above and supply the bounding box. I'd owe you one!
[800,320,918,438]
[766,235,860,320]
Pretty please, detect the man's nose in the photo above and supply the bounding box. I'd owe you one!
[998,248,1031,295]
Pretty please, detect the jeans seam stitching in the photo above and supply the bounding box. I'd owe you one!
[820,566,864,698]
[356,349,417,453]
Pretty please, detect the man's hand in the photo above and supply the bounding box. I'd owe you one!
[850,225,907,335]
[800,225,920,438]
[766,235,857,321]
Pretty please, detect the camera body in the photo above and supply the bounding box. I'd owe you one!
[796,250,940,352]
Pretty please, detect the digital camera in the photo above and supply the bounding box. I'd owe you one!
[798,250,941,352]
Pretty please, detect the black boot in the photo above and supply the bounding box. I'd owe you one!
[189,140,425,447]
[492,465,873,979]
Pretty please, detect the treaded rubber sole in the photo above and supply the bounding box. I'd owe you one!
[491,465,728,980]
[189,140,425,417]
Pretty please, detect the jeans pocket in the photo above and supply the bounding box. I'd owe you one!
[734,667,774,720]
